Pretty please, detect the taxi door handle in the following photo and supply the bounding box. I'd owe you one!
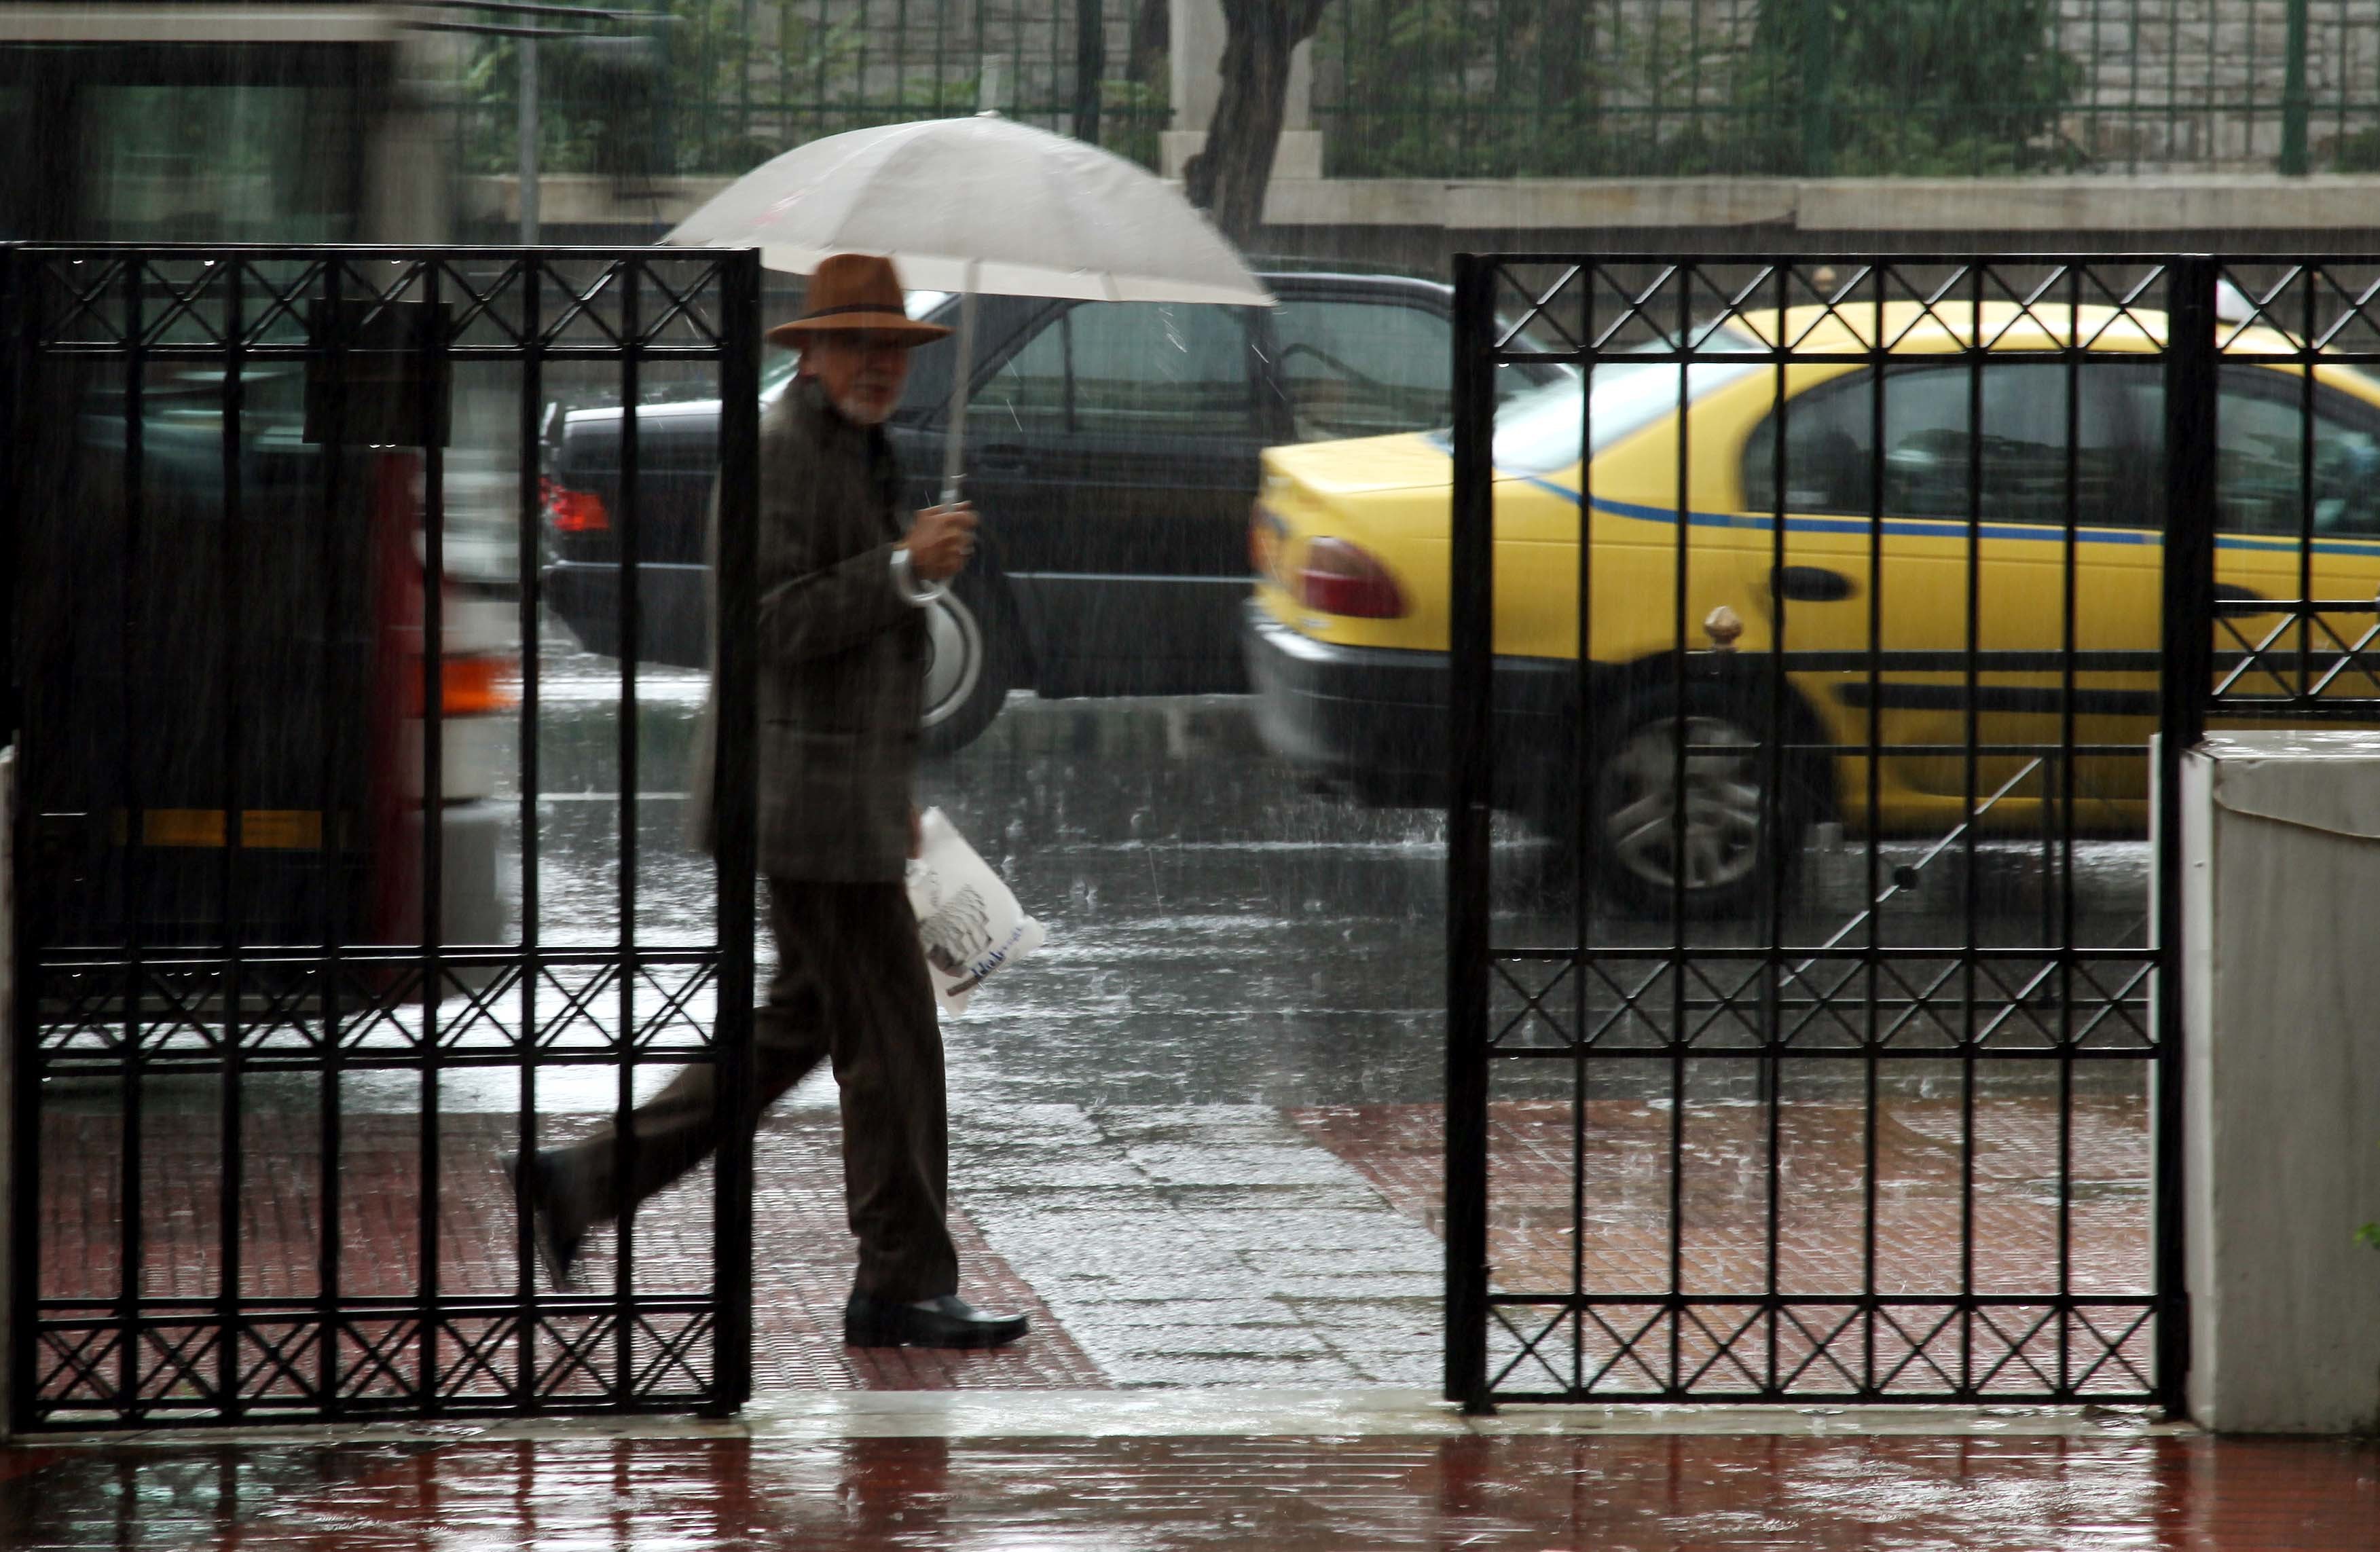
[2211,583,2267,604]
[1772,566,1856,602]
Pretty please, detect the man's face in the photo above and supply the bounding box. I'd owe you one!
[801,331,911,426]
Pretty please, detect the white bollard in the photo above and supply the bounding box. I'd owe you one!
[2181,732,2380,1433]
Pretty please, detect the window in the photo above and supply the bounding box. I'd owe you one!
[1482,329,1762,477]
[2212,377,2380,538]
[1065,303,1254,436]
[1273,299,1452,439]
[970,310,1070,434]
[1742,362,2142,527]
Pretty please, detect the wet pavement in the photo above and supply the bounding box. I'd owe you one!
[35,650,2165,1396]
[21,654,2348,1547]
[3,1408,2377,1549]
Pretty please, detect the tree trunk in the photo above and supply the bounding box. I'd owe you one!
[1127,0,1169,85]
[1183,0,1327,245]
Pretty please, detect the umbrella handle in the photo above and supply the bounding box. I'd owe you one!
[939,265,981,509]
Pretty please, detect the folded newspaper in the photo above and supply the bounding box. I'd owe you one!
[904,807,1046,1016]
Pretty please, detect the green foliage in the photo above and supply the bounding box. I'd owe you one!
[2334,127,2380,174]
[1323,1,1679,177]
[2363,1138,2380,1253]
[1744,0,2085,174]
[458,2,1166,180]
[1320,0,2085,179]
[1097,77,1173,172]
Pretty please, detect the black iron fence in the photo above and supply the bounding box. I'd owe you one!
[1443,253,2380,1409]
[1320,0,2380,179]
[4,244,763,1428]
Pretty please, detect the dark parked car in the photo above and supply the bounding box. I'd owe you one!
[541,270,1565,750]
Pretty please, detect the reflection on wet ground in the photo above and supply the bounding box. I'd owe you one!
[3,1427,2375,1550]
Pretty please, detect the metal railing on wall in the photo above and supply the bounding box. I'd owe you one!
[1317,0,2380,180]
[452,0,1172,182]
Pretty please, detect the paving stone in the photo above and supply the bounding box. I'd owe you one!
[1121,1143,1363,1186]
[1033,1298,1306,1329]
[1067,1323,1332,1360]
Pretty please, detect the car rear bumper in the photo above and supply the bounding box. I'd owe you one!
[1241,601,1578,809]
[543,560,709,667]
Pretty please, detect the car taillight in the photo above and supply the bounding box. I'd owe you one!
[543,478,608,533]
[1293,537,1408,619]
[1249,500,1284,578]
[403,653,519,718]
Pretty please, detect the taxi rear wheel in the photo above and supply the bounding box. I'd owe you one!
[1576,691,1809,919]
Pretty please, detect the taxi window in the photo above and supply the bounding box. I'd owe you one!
[1743,362,2141,526]
[2210,377,2380,538]
[2102,366,2380,538]
[1488,346,1763,475]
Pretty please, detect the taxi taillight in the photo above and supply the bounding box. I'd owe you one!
[1293,537,1408,619]
[1249,500,1282,578]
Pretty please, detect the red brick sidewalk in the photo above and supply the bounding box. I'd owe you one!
[1292,1095,2154,1391]
[36,1111,1105,1394]
[1,1431,2375,1549]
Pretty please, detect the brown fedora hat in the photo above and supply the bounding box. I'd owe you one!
[765,253,951,348]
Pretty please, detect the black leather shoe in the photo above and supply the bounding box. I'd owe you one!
[504,1151,585,1292]
[844,1293,1029,1350]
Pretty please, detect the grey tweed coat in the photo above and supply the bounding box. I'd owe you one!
[691,375,926,882]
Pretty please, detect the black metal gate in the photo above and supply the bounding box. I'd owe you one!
[4,244,763,1428]
[1444,253,2380,1411]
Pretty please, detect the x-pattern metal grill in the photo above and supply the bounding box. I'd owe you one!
[6,244,764,1428]
[1440,254,2276,1409]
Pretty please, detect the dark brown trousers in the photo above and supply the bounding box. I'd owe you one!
[549,879,958,1301]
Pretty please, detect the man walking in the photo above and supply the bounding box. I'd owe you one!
[514,253,1027,1350]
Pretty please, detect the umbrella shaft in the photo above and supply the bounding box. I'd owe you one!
[940,269,981,508]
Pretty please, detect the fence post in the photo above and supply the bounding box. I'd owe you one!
[2280,0,2311,174]
[1445,254,1495,1414]
[708,248,763,1416]
[1074,0,1105,145]
[1799,0,1835,176]
[2155,255,2219,1418]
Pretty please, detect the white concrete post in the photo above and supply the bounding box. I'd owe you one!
[1161,0,1322,184]
[2182,733,2380,1433]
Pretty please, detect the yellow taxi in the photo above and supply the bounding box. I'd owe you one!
[1244,301,2380,914]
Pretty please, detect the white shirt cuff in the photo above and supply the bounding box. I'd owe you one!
[890,546,943,606]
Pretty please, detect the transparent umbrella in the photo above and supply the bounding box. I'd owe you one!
[665,113,1274,502]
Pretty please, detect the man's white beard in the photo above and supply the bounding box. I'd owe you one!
[827,382,896,426]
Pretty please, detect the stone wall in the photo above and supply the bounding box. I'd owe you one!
[2057,0,2380,170]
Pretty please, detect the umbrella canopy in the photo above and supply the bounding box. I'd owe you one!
[664,114,1271,307]
[665,114,1271,513]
